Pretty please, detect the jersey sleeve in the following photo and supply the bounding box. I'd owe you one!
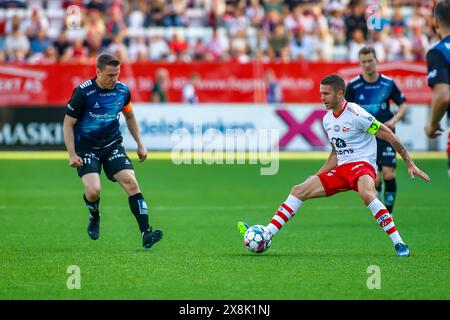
[122,90,132,113]
[426,49,450,87]
[353,106,381,134]
[389,81,407,105]
[66,87,86,119]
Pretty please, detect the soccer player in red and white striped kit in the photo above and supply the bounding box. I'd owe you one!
[238,74,431,256]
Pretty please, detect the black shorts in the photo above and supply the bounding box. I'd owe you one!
[75,144,134,182]
[376,138,396,169]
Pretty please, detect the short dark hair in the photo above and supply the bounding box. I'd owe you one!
[96,53,120,71]
[434,0,450,29]
[320,74,346,93]
[358,46,377,60]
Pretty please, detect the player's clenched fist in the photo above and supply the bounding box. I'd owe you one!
[70,155,83,167]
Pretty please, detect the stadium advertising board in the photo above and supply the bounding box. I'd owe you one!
[0,104,442,151]
[0,62,432,105]
[0,107,66,150]
[121,104,438,152]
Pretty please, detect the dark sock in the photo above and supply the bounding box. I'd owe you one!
[83,194,100,220]
[129,193,149,234]
[384,179,397,214]
[375,183,382,196]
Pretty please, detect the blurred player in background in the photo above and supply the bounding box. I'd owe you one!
[424,0,450,177]
[345,46,407,215]
[238,74,430,257]
[63,53,163,249]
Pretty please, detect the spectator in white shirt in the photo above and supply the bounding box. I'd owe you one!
[182,73,200,104]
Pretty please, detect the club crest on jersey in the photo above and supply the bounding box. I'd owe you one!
[334,125,340,132]
[118,100,122,106]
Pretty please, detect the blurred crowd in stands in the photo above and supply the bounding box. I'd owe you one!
[0,0,439,64]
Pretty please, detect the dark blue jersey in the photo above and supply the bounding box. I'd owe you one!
[66,78,131,149]
[426,35,450,118]
[345,74,406,123]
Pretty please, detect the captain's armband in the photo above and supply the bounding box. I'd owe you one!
[122,102,133,113]
[367,119,381,135]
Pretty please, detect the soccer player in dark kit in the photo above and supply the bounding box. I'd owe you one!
[63,53,163,249]
[345,46,408,216]
[425,0,450,178]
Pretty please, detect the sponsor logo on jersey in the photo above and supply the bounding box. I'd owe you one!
[335,149,354,155]
[351,163,364,171]
[86,89,96,96]
[93,102,100,108]
[342,126,350,132]
[359,93,365,100]
[88,112,116,119]
[427,69,437,79]
[83,152,99,160]
[108,152,126,161]
[382,146,395,157]
[99,92,117,97]
[332,137,347,148]
[347,106,359,117]
[332,137,354,155]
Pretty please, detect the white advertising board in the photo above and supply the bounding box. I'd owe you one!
[120,104,445,152]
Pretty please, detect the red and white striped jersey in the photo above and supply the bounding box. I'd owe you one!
[322,101,378,172]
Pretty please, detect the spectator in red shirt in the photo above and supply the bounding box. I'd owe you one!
[168,31,190,62]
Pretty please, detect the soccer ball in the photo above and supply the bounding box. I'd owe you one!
[243,225,272,254]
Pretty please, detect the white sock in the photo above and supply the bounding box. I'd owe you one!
[267,194,303,235]
[368,198,403,245]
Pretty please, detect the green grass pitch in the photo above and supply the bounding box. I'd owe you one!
[0,156,449,299]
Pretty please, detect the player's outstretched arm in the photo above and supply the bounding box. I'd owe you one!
[375,123,431,182]
[63,115,83,168]
[316,144,338,175]
[123,109,147,162]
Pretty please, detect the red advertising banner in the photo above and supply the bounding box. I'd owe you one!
[0,61,432,106]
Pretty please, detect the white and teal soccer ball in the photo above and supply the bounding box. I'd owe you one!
[243,225,272,254]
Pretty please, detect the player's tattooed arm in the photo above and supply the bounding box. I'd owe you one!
[375,124,411,163]
[375,123,431,182]
[389,135,412,164]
